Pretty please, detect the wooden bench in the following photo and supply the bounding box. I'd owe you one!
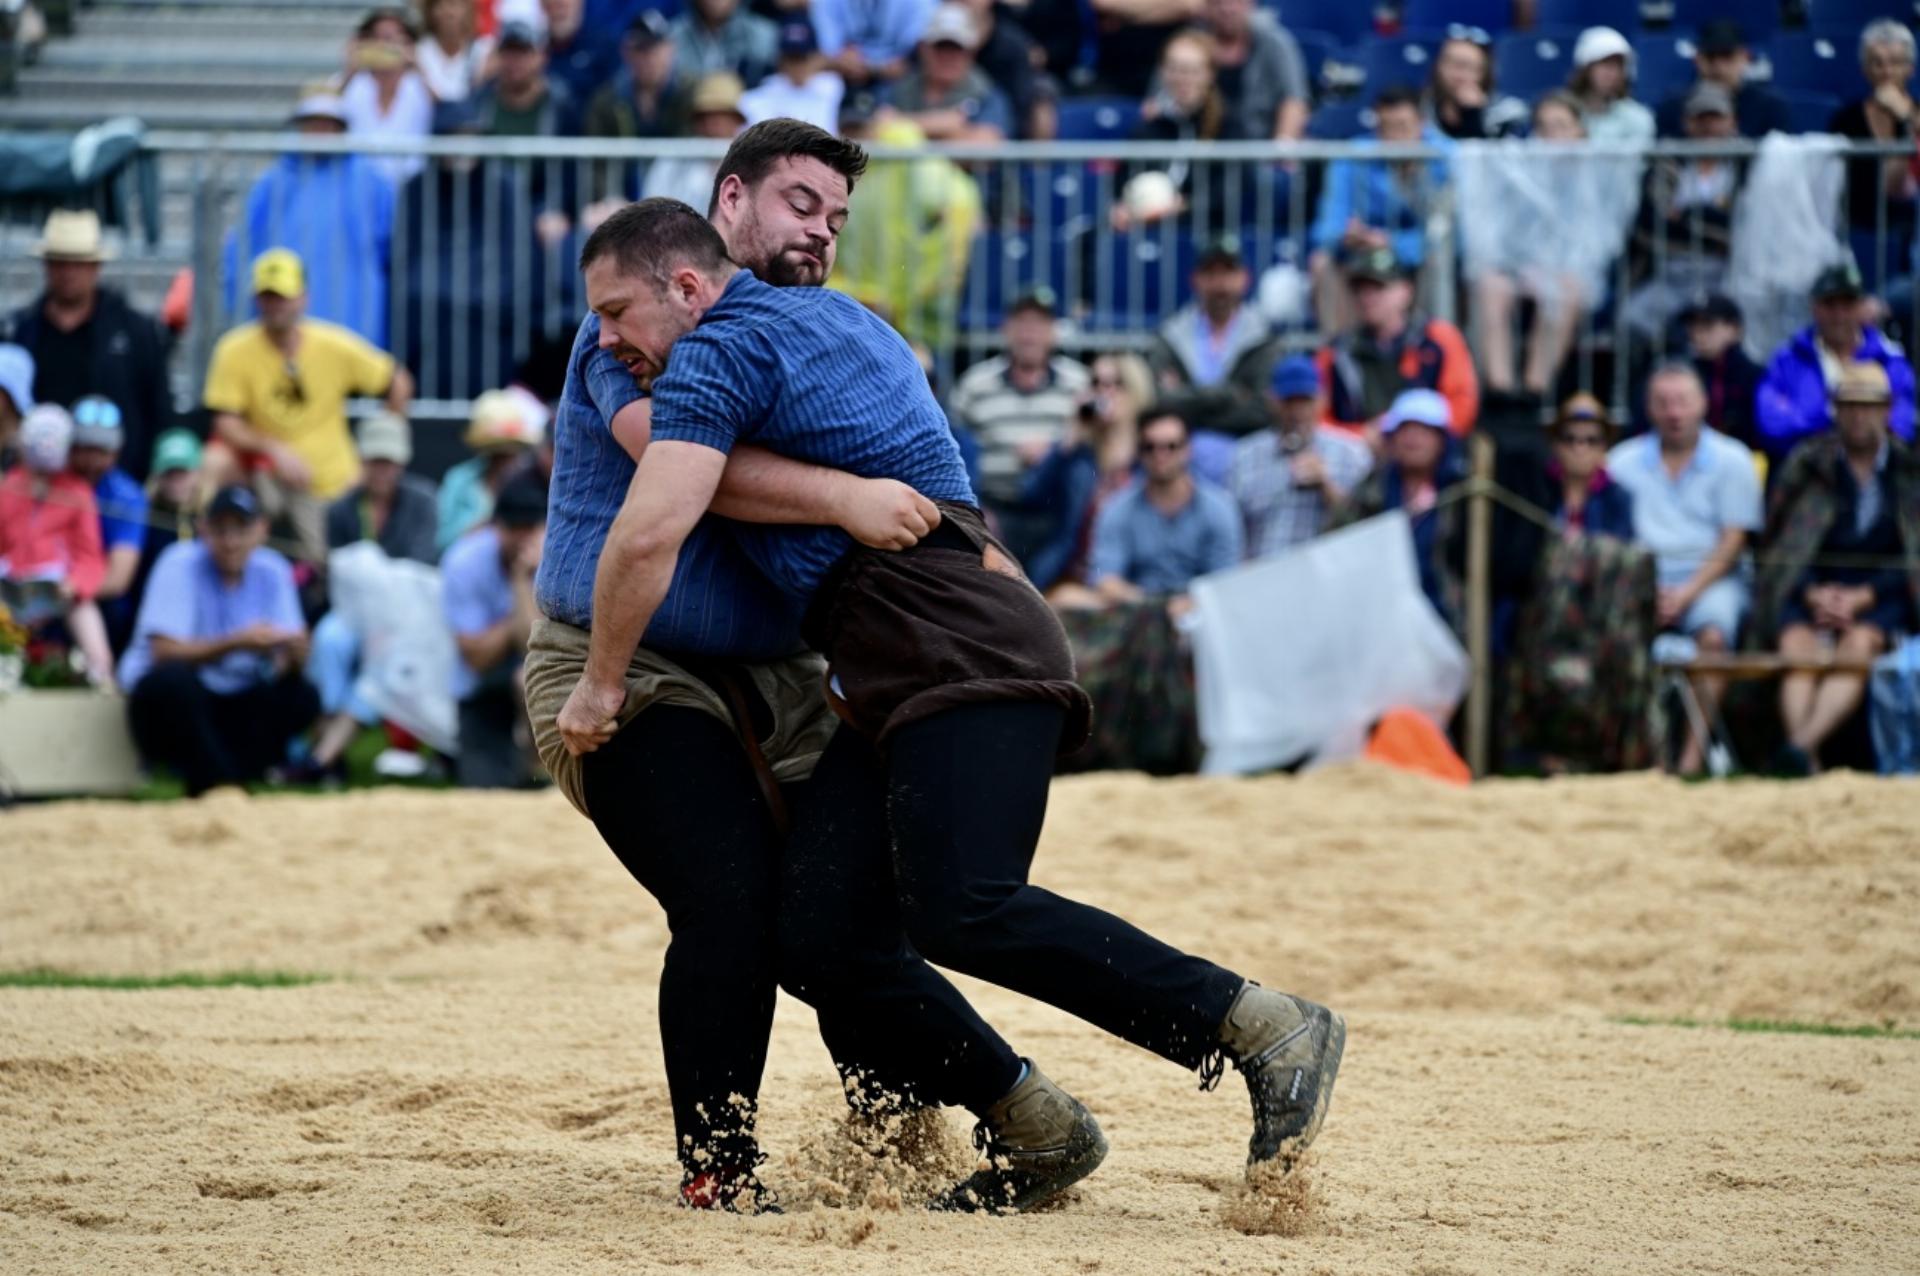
[1654,652,1885,775]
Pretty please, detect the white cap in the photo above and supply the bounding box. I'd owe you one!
[1381,388,1452,435]
[1573,26,1634,70]
[922,3,980,49]
[290,92,349,126]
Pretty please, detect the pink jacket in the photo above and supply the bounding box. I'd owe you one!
[0,467,106,601]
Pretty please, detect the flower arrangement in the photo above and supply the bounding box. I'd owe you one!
[0,601,90,692]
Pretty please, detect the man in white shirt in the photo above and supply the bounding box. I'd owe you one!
[740,19,846,134]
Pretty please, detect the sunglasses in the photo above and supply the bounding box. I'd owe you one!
[281,359,306,406]
[1558,432,1606,449]
[1445,23,1492,46]
[1091,375,1124,389]
[1140,439,1187,454]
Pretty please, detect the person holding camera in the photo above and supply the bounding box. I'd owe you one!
[1227,355,1372,561]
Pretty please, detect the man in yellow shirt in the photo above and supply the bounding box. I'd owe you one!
[203,249,414,564]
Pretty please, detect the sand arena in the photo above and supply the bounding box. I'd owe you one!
[2,765,1917,1274]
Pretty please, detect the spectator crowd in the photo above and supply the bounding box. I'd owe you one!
[4,0,1920,789]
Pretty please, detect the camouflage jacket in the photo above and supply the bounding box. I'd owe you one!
[1751,432,1920,648]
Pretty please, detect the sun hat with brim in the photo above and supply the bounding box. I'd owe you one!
[151,429,204,475]
[1834,361,1893,405]
[356,411,413,465]
[690,72,747,117]
[31,209,115,263]
[0,343,35,416]
[465,389,542,451]
[1381,387,1452,435]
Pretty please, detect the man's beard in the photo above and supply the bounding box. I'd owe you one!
[756,245,827,287]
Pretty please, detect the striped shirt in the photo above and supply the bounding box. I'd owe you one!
[534,313,808,660]
[950,354,1089,506]
[650,271,974,603]
[1228,426,1374,560]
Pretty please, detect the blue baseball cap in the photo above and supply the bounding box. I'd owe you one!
[1381,387,1452,435]
[1271,355,1320,400]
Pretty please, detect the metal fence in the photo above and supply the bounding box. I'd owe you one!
[6,132,1917,422]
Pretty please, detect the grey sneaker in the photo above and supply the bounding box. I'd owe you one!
[1205,983,1347,1170]
[930,1061,1108,1214]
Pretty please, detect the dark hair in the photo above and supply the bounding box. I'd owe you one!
[1137,404,1190,439]
[1374,84,1421,113]
[707,117,868,217]
[357,6,418,40]
[493,473,549,527]
[578,198,733,291]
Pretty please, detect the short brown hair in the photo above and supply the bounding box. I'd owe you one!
[707,118,868,216]
[578,198,732,291]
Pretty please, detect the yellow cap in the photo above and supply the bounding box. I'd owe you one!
[251,248,306,298]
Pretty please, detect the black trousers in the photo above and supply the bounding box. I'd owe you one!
[456,681,525,789]
[783,704,1246,1071]
[127,662,321,796]
[580,705,1022,1175]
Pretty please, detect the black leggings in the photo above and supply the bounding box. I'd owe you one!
[582,705,1024,1173]
[783,703,1246,1071]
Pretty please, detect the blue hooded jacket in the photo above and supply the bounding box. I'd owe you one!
[1755,324,1916,461]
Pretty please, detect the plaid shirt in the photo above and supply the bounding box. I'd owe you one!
[1228,426,1374,560]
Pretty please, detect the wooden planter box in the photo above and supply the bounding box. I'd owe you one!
[0,688,145,798]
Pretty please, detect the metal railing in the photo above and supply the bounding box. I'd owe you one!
[4,133,1915,423]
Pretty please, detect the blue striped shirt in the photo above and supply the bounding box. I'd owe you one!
[535,313,808,660]
[649,271,975,602]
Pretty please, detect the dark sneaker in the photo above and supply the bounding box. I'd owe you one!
[680,1166,781,1214]
[1205,983,1346,1170]
[931,1061,1107,1214]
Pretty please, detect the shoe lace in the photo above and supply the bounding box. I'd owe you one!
[1196,1047,1226,1093]
[970,1119,994,1153]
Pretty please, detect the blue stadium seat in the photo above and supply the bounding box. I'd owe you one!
[1634,34,1701,104]
[1779,89,1845,132]
[1263,0,1373,46]
[1804,0,1920,30]
[1399,0,1516,38]
[1307,99,1372,140]
[961,231,1030,328]
[1496,29,1577,99]
[1356,35,1440,97]
[1532,0,1639,32]
[1770,31,1854,95]
[1018,162,1103,239]
[1669,0,1779,43]
[1055,97,1141,141]
[1086,233,1198,329]
[1291,28,1340,98]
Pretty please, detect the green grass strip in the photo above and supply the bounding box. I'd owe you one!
[1612,1014,1920,1040]
[0,969,333,990]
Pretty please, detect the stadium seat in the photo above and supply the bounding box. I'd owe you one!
[1019,161,1102,239]
[1307,100,1372,140]
[1291,29,1340,99]
[960,230,1031,328]
[1398,0,1516,38]
[1669,0,1780,43]
[1770,31,1855,95]
[1355,35,1440,97]
[1263,0,1373,46]
[1496,30,1577,100]
[1634,34,1701,105]
[1055,97,1141,142]
[1779,89,1845,132]
[1532,0,1640,32]
[1803,0,1920,31]
[1085,232,1197,329]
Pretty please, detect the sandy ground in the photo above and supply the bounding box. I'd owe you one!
[2,765,1918,1275]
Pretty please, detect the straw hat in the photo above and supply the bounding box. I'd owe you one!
[31,209,115,263]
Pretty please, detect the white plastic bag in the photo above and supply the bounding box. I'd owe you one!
[1189,512,1469,775]
[326,541,460,754]
[1455,138,1645,308]
[1729,133,1849,361]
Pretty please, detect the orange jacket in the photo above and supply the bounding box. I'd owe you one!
[1315,316,1479,437]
